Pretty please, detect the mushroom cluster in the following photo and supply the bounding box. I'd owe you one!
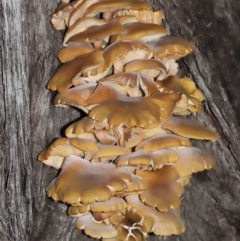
[39,0,219,240]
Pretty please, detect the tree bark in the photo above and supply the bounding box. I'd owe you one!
[1,0,240,241]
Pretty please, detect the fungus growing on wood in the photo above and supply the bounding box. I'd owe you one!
[40,0,219,240]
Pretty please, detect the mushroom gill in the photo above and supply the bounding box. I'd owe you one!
[39,0,219,240]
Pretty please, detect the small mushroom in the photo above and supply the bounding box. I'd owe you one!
[136,166,183,212]
[75,213,118,239]
[46,155,133,205]
[162,116,219,141]
[126,195,185,236]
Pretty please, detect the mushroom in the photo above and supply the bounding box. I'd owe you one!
[109,206,148,241]
[67,22,126,49]
[135,133,192,152]
[46,155,133,205]
[75,213,118,239]
[126,195,185,236]
[115,9,164,25]
[57,42,94,63]
[38,137,97,169]
[111,22,169,43]
[162,116,219,141]
[136,166,184,212]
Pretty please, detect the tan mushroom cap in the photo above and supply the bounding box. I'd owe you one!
[75,213,118,239]
[111,22,169,43]
[124,59,167,79]
[47,50,103,92]
[91,144,132,162]
[84,0,151,20]
[67,22,126,48]
[68,204,89,217]
[100,72,158,97]
[91,197,127,213]
[54,84,123,112]
[109,206,148,241]
[102,40,153,74]
[136,166,183,212]
[38,137,97,169]
[157,76,205,103]
[115,149,179,170]
[89,95,165,128]
[149,36,195,60]
[162,116,219,141]
[115,9,164,25]
[63,17,106,46]
[126,195,185,236]
[57,43,94,63]
[68,0,102,27]
[110,15,139,25]
[51,2,75,30]
[47,155,132,205]
[126,173,146,194]
[135,133,192,152]
[173,147,216,177]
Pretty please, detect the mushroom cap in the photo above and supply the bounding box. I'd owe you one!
[149,36,195,60]
[135,133,192,152]
[57,43,94,63]
[102,40,153,72]
[110,15,139,25]
[126,195,185,236]
[63,17,106,46]
[91,144,131,162]
[115,149,179,170]
[99,72,158,97]
[115,9,164,25]
[111,22,169,43]
[109,206,148,241]
[54,84,123,112]
[89,96,165,128]
[38,137,97,169]
[75,213,118,239]
[162,116,219,141]
[90,197,128,213]
[67,22,125,45]
[173,147,216,176]
[136,166,183,211]
[47,155,132,205]
[84,0,151,18]
[47,50,103,92]
[123,59,167,79]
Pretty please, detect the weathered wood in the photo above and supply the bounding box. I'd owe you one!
[1,0,240,241]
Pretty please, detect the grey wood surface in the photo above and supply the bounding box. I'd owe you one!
[1,0,240,240]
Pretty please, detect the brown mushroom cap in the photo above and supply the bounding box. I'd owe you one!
[110,15,139,25]
[111,22,169,43]
[89,95,165,128]
[57,43,94,63]
[135,133,192,152]
[75,213,118,239]
[136,166,183,212]
[124,59,167,79]
[67,22,125,47]
[126,195,185,236]
[173,147,216,176]
[162,116,219,141]
[99,72,158,97]
[109,206,148,241]
[115,149,179,170]
[38,137,97,169]
[47,50,103,92]
[46,155,132,205]
[149,36,195,60]
[115,9,164,25]
[63,17,106,46]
